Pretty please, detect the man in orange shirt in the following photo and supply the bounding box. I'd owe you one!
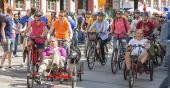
[48,10,73,41]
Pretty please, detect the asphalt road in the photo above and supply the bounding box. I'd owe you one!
[0,45,167,88]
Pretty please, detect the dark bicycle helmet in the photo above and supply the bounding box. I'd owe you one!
[97,11,105,16]
[134,10,140,14]
[115,9,123,14]
[34,11,42,17]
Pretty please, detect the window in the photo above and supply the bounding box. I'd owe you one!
[153,0,158,9]
[14,0,25,10]
[16,0,22,8]
[31,0,41,9]
[47,0,56,11]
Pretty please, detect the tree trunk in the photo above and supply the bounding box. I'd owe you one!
[134,0,138,11]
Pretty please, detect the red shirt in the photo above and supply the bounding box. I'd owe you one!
[136,20,154,37]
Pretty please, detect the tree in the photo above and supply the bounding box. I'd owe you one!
[134,0,139,10]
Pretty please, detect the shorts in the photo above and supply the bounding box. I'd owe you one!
[36,43,45,49]
[28,38,45,49]
[2,38,15,52]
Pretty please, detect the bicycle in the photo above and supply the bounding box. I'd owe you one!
[26,36,46,88]
[111,33,127,74]
[86,32,108,70]
[52,38,82,88]
[123,45,154,88]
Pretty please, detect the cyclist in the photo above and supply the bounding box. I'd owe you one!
[38,37,67,77]
[136,12,155,37]
[124,30,150,72]
[48,10,73,45]
[24,11,48,61]
[111,9,131,50]
[88,11,109,64]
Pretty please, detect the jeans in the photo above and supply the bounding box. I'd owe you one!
[112,38,127,50]
[99,38,108,62]
[73,31,78,46]
[78,29,85,43]
[13,34,19,55]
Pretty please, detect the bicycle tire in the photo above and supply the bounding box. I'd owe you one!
[123,62,127,80]
[70,44,81,64]
[128,70,134,88]
[149,60,154,81]
[71,65,77,88]
[87,47,95,70]
[111,49,119,74]
[27,51,34,88]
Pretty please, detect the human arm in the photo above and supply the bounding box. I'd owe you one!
[1,22,6,43]
[101,20,109,33]
[68,23,73,40]
[47,21,55,39]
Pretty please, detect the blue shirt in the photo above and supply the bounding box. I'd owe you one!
[67,16,76,30]
[41,16,48,25]
[19,15,30,26]
[4,15,15,39]
[89,20,109,40]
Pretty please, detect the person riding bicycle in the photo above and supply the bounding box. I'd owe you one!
[124,30,150,72]
[111,9,131,50]
[88,11,109,64]
[136,12,155,37]
[38,37,67,77]
[130,10,141,34]
[24,11,48,61]
[48,10,73,46]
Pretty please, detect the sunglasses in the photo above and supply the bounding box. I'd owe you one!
[35,15,41,17]
[116,13,121,14]
[59,15,64,17]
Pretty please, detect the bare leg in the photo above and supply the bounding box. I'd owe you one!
[125,51,131,70]
[8,52,12,67]
[138,50,149,64]
[0,52,8,67]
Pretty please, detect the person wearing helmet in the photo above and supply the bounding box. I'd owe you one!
[88,11,110,65]
[86,12,98,31]
[130,10,142,36]
[136,12,155,37]
[111,9,131,50]
[24,11,48,66]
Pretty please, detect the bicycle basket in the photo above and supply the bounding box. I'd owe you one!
[88,32,97,41]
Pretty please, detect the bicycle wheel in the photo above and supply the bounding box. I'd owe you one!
[123,62,127,80]
[27,64,36,88]
[149,59,154,81]
[85,44,90,58]
[128,70,134,88]
[77,62,84,81]
[70,44,81,64]
[87,47,96,70]
[27,51,34,88]
[111,49,119,74]
[71,65,77,88]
